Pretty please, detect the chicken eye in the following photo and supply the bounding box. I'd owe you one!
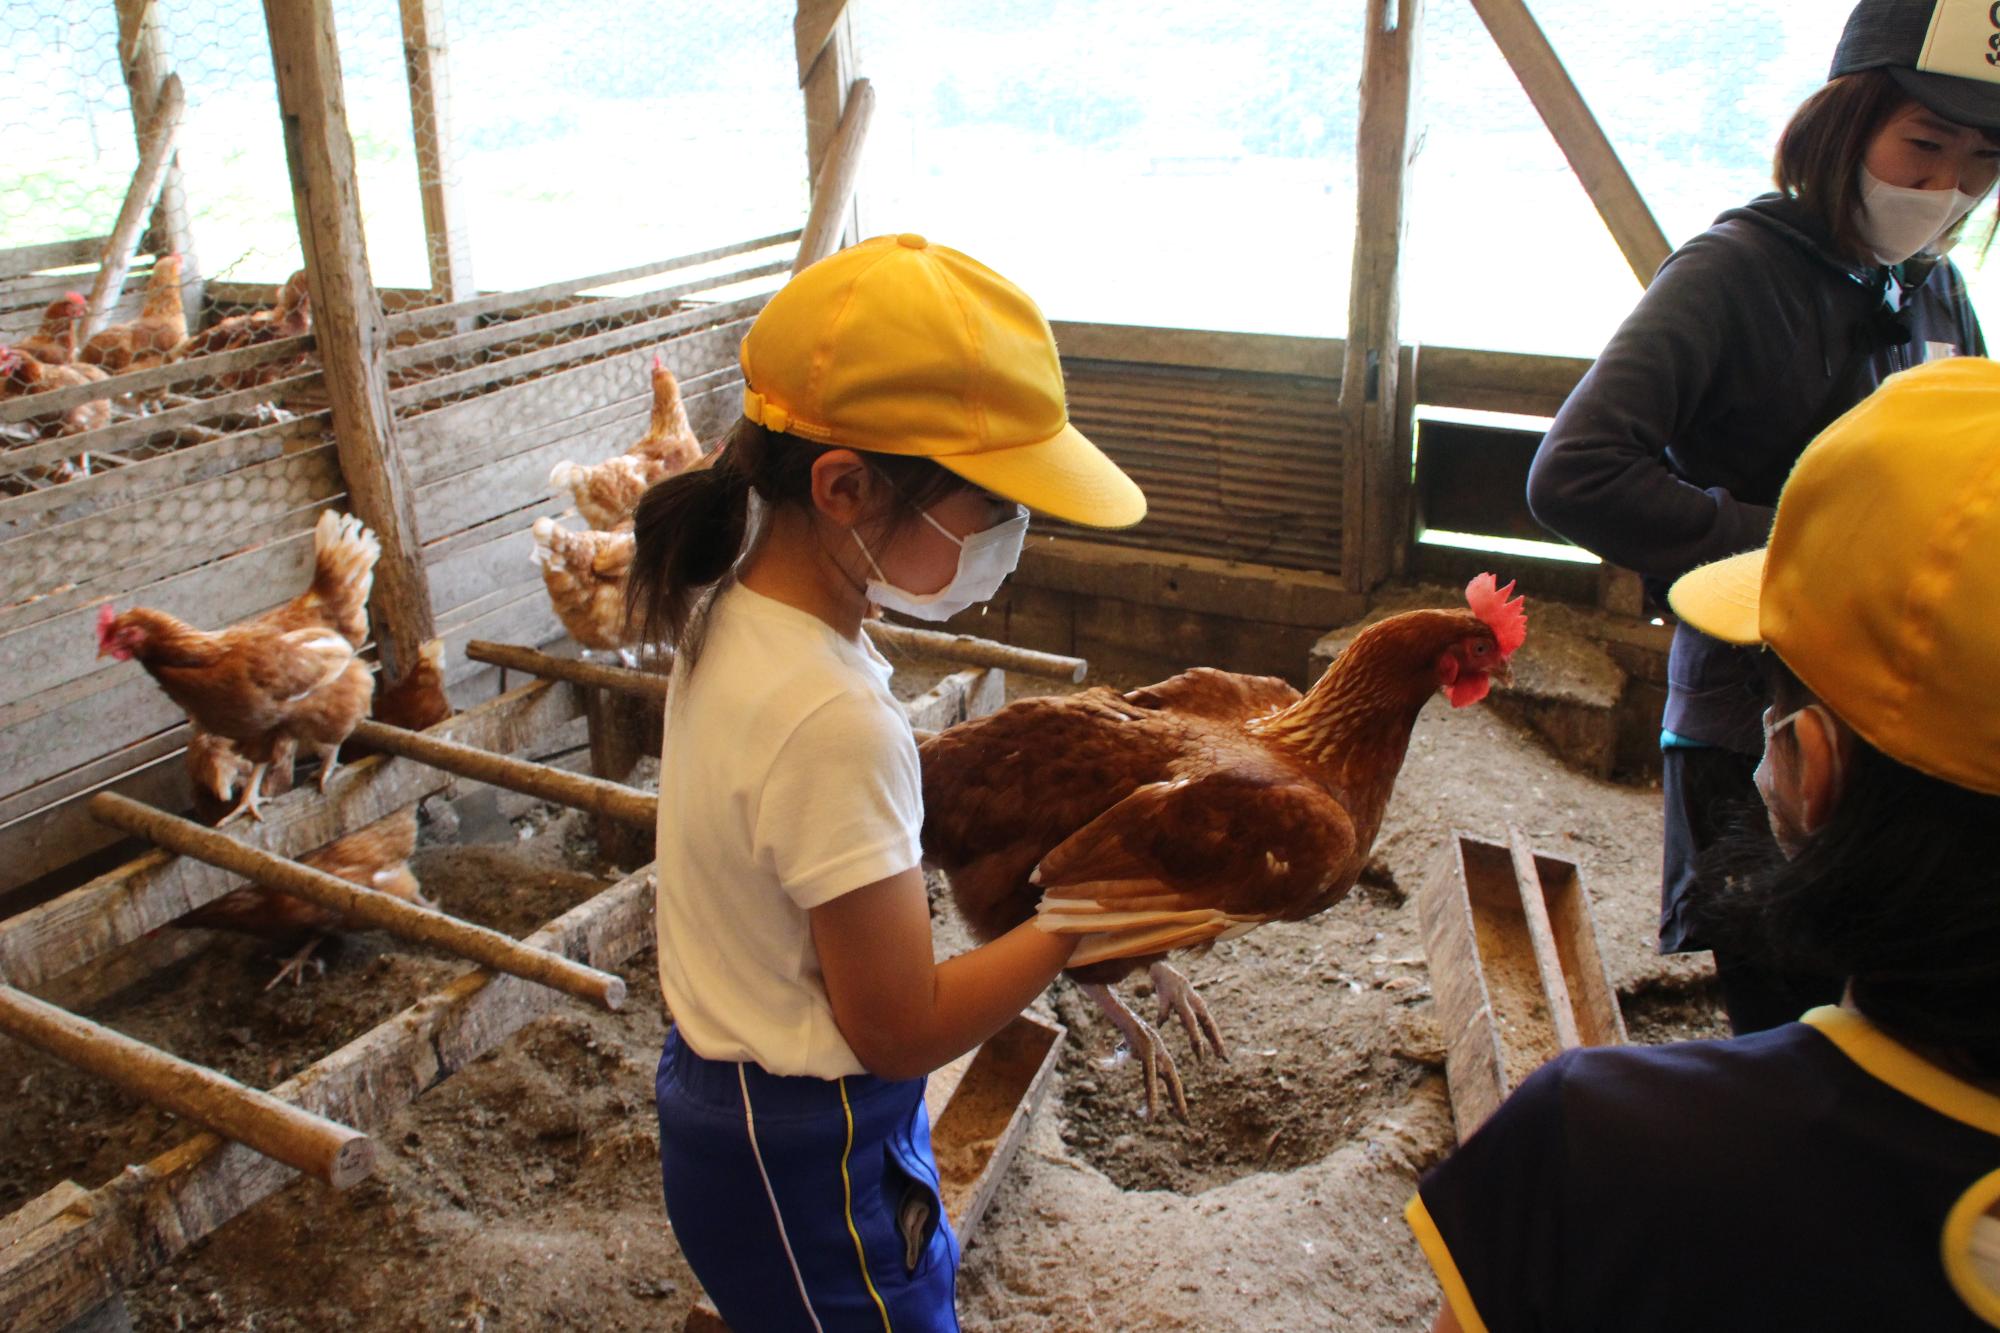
[1471,642,1490,657]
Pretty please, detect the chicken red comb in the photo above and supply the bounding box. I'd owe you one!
[1466,573,1526,657]
[63,291,85,305]
[652,354,665,371]
[95,603,118,646]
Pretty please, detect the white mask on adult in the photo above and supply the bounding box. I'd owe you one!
[852,504,1029,622]
[1856,166,1985,266]
[1753,703,1845,858]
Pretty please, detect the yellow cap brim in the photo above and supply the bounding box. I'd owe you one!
[1667,548,1768,646]
[932,421,1147,529]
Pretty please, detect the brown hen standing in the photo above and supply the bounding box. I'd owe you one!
[548,355,704,529]
[920,574,1527,1119]
[99,509,381,821]
[0,347,110,437]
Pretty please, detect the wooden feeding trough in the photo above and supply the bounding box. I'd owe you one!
[1418,825,1627,1140]
[686,1011,1067,1333]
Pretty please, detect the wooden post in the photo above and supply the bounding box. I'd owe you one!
[793,77,876,274]
[263,0,438,686]
[0,983,374,1189]
[397,0,476,319]
[795,0,862,249]
[347,720,658,828]
[1466,0,1671,285]
[115,0,203,322]
[82,74,184,341]
[88,793,628,1011]
[864,621,1088,683]
[1338,0,1422,595]
[585,688,661,871]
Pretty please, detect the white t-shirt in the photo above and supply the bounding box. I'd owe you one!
[653,583,922,1078]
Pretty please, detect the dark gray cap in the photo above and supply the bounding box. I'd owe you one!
[1831,0,2000,131]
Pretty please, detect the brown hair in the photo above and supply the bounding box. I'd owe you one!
[1775,70,2000,265]
[625,417,969,665]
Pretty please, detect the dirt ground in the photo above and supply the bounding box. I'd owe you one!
[0,654,1724,1332]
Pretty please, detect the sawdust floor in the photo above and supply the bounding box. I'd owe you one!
[0,666,1724,1332]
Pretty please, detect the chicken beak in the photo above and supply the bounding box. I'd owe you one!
[1488,658,1514,689]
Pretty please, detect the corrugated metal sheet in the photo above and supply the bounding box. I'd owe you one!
[1049,358,1344,573]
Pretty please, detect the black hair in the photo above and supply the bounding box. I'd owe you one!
[625,417,970,666]
[1700,655,2000,1079]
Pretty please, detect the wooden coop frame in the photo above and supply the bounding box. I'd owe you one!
[1,0,1693,1324]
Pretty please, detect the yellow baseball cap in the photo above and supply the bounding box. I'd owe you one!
[1669,356,2000,795]
[739,233,1145,529]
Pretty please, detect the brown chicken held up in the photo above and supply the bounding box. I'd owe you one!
[920,574,1528,1120]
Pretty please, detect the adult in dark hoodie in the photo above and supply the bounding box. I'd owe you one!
[1526,23,1994,1033]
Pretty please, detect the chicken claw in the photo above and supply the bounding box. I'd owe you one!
[218,763,271,825]
[264,937,326,991]
[1081,981,1190,1123]
[1150,962,1230,1064]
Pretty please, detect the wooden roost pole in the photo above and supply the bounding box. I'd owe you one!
[87,793,628,1011]
[83,72,184,341]
[0,983,374,1189]
[263,0,439,689]
[347,720,659,828]
[796,0,863,253]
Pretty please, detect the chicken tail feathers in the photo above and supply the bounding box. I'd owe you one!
[310,510,381,637]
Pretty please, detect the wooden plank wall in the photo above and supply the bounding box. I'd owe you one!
[0,231,767,895]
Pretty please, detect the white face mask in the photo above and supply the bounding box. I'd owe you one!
[1754,703,1844,859]
[1856,166,1984,266]
[852,503,1028,622]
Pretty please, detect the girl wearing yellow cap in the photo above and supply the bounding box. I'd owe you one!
[627,234,1144,1331]
[1410,357,2000,1332]
[1527,0,1999,1034]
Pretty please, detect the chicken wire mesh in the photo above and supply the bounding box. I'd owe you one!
[0,0,807,503]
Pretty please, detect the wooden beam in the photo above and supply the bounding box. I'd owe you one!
[0,237,110,282]
[81,73,184,342]
[397,0,476,317]
[347,719,656,827]
[794,77,876,274]
[88,794,628,1011]
[114,0,202,319]
[1506,824,1582,1050]
[0,865,655,1333]
[1466,0,1670,285]
[1338,0,1422,595]
[0,983,375,1189]
[263,0,437,685]
[796,1,861,252]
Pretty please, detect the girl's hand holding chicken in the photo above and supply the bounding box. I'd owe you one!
[630,234,1144,1332]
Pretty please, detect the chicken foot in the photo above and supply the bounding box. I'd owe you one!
[264,936,327,991]
[1149,962,1230,1064]
[1080,981,1190,1123]
[218,762,272,825]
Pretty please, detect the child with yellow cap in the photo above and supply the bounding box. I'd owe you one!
[1408,356,2000,1332]
[627,233,1145,1330]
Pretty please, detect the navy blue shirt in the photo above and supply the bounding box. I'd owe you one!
[1527,195,1985,754]
[1409,1008,2000,1331]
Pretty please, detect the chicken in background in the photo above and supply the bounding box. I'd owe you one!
[168,269,315,391]
[531,517,637,657]
[18,292,87,366]
[79,253,187,378]
[179,806,425,988]
[96,509,382,821]
[369,637,450,733]
[0,346,111,437]
[548,355,704,529]
[920,574,1528,1120]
